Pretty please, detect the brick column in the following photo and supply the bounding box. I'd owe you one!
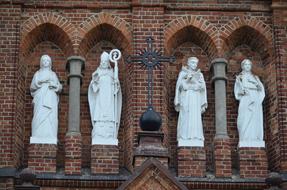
[211,58,232,178]
[65,56,85,175]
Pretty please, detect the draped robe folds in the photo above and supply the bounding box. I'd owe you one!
[174,67,207,147]
[88,68,122,145]
[30,69,62,144]
[234,72,265,147]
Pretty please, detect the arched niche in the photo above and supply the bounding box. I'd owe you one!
[20,23,74,59]
[164,24,217,171]
[78,23,132,169]
[223,25,276,171]
[166,25,218,62]
[19,22,72,168]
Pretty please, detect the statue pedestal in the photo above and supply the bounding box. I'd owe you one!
[91,145,119,174]
[177,147,206,177]
[239,147,268,178]
[65,133,82,175]
[28,144,57,173]
[133,131,169,168]
[214,137,232,178]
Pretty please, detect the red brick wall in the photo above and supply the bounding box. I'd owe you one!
[1,0,287,188]
[272,4,287,171]
[128,4,168,171]
[0,5,22,168]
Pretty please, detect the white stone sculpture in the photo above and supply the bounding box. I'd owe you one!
[88,51,122,145]
[30,55,62,144]
[234,59,265,148]
[174,57,207,147]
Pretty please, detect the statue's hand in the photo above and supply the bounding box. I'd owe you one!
[193,84,202,91]
[49,85,56,89]
[48,81,57,89]
[239,89,248,96]
[187,73,193,79]
[38,79,49,85]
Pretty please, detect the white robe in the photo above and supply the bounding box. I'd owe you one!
[88,67,122,145]
[234,72,265,147]
[30,69,62,144]
[174,67,207,147]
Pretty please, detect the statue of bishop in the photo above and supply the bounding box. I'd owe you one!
[88,51,122,145]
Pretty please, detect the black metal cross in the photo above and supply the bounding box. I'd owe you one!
[126,36,175,109]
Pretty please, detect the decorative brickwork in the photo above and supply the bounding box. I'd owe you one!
[64,133,82,175]
[91,145,119,174]
[239,147,268,179]
[1,0,287,189]
[119,158,188,190]
[28,144,57,173]
[134,156,168,168]
[177,147,206,177]
[20,12,75,57]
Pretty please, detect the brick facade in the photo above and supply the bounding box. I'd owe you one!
[0,0,287,189]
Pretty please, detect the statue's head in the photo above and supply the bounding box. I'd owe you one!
[187,57,199,70]
[100,51,111,69]
[40,55,52,70]
[241,59,252,72]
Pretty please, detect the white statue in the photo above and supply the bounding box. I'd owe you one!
[88,51,122,145]
[234,59,265,147]
[174,57,207,147]
[30,55,62,144]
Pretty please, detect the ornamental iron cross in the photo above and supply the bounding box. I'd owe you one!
[126,37,175,109]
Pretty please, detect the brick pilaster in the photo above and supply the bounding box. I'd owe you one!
[64,133,82,175]
[214,138,232,178]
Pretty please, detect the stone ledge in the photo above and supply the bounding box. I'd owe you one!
[0,167,16,177]
[4,168,273,189]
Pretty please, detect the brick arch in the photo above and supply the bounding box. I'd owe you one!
[164,15,219,60]
[78,12,132,56]
[221,16,273,59]
[20,13,76,57]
